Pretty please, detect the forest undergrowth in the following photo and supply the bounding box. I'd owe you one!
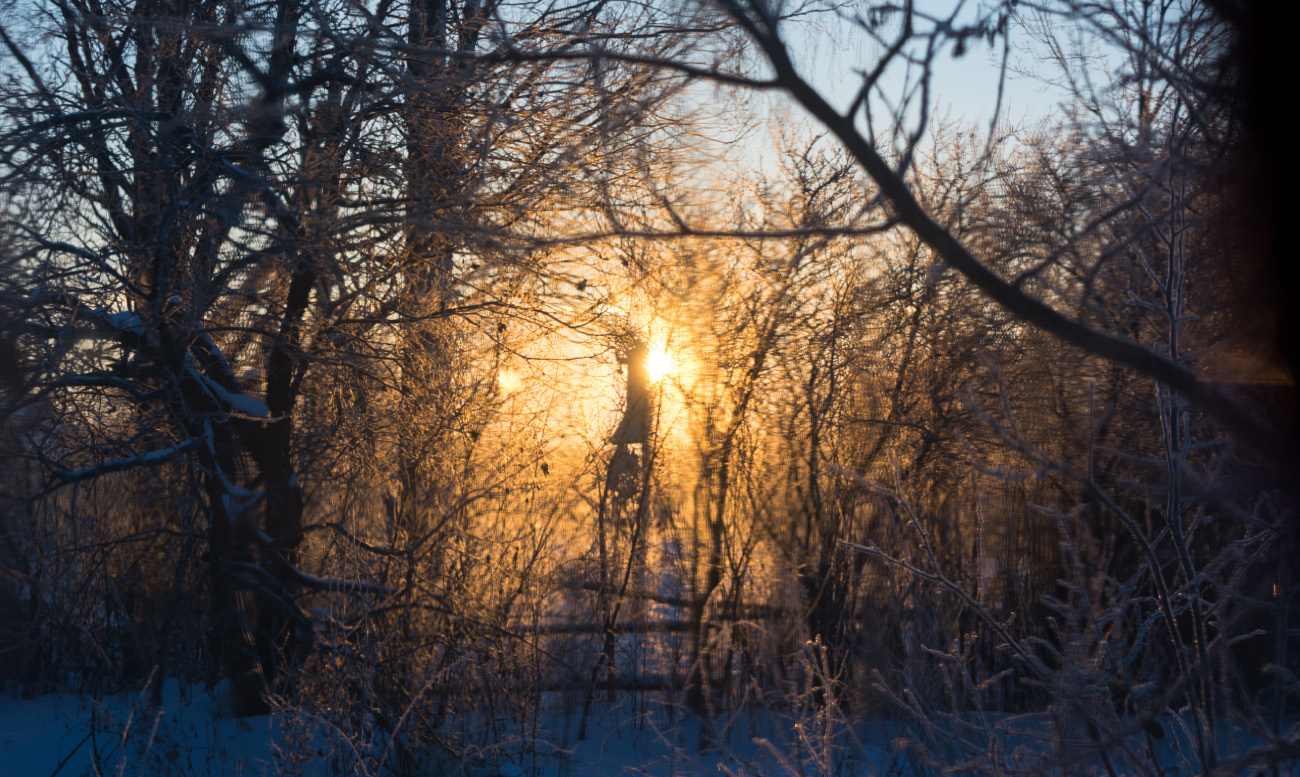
[0,0,1296,775]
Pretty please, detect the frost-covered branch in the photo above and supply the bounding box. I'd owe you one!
[51,439,198,484]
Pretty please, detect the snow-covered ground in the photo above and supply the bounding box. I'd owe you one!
[0,684,836,777]
[3,684,1292,776]
[0,682,285,776]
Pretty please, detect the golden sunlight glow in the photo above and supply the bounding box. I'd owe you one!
[498,369,523,394]
[646,343,676,383]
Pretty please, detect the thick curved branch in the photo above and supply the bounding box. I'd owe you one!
[719,0,1289,458]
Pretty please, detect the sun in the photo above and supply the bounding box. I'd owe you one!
[646,343,676,383]
[497,369,523,394]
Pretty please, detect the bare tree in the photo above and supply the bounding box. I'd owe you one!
[0,0,1294,773]
[0,0,697,719]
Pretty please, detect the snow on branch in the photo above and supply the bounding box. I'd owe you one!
[240,541,393,598]
[187,365,271,419]
[240,523,394,597]
[52,439,198,484]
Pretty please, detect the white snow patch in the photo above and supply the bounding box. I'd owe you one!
[189,367,271,419]
[102,309,146,336]
[0,683,328,777]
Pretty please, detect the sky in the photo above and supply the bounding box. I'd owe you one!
[779,1,1074,134]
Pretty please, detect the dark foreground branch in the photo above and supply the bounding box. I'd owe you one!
[717,0,1291,460]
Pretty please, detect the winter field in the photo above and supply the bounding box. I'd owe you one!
[3,681,1295,777]
[2,0,1297,775]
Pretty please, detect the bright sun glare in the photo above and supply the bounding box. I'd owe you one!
[646,344,675,383]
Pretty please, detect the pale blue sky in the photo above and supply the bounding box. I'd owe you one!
[778,1,1074,133]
